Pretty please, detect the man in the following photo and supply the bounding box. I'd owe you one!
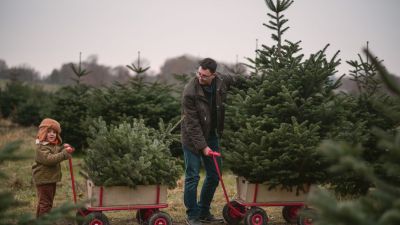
[181,58,237,225]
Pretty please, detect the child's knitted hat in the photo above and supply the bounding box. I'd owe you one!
[37,118,62,144]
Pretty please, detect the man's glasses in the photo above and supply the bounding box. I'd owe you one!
[197,71,215,80]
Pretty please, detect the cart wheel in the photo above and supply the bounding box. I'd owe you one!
[82,212,110,225]
[244,207,267,225]
[75,208,91,225]
[147,211,172,225]
[297,208,316,225]
[222,201,245,225]
[282,205,301,224]
[136,209,158,225]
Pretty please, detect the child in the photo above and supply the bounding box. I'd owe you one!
[32,118,75,218]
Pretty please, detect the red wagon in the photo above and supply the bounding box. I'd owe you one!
[209,152,314,225]
[68,158,173,225]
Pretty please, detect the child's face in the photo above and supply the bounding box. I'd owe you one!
[46,128,57,143]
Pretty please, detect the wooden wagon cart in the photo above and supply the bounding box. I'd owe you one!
[68,158,173,225]
[208,151,315,225]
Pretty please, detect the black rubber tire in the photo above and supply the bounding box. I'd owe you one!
[222,201,245,225]
[282,205,301,224]
[147,211,173,225]
[82,212,110,225]
[75,208,90,225]
[297,208,315,225]
[136,209,158,225]
[244,207,268,225]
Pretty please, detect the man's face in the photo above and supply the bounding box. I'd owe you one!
[196,67,215,86]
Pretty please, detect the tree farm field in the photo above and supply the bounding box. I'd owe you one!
[0,79,61,92]
[0,119,288,225]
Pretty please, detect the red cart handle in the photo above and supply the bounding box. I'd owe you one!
[211,151,246,217]
[208,151,221,157]
[211,152,230,204]
[68,158,77,204]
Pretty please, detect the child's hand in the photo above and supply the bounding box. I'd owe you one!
[64,143,75,154]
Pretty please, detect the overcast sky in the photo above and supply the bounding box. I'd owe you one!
[1,0,399,77]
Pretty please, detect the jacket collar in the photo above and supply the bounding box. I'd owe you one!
[36,139,50,145]
[194,75,223,97]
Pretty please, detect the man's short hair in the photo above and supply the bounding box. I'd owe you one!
[199,58,217,73]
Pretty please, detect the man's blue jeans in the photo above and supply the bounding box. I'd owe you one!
[183,134,221,220]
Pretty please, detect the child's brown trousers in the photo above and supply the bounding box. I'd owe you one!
[36,183,56,217]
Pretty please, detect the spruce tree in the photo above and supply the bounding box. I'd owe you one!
[86,77,180,130]
[308,51,400,225]
[327,49,398,195]
[47,55,92,151]
[48,84,90,151]
[84,118,182,188]
[224,0,354,191]
[0,80,51,126]
[48,54,180,152]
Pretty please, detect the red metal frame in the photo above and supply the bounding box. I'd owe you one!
[68,158,168,214]
[69,158,77,204]
[156,185,160,204]
[236,200,305,207]
[253,183,258,203]
[211,152,246,217]
[209,151,308,218]
[85,204,168,212]
[99,186,103,207]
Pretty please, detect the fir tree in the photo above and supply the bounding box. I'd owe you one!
[0,80,52,126]
[308,50,400,225]
[48,54,92,151]
[126,51,150,75]
[86,78,180,130]
[328,47,398,195]
[84,118,182,188]
[48,53,180,152]
[224,0,354,192]
[48,84,91,151]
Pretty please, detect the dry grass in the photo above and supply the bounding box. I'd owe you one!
[0,119,289,225]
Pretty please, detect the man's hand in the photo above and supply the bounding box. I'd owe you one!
[64,143,75,154]
[202,146,213,156]
[202,147,220,157]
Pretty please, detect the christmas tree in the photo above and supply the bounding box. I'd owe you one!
[48,55,180,152]
[308,50,400,225]
[48,55,92,151]
[327,46,399,195]
[224,0,356,192]
[84,118,182,188]
[86,77,180,130]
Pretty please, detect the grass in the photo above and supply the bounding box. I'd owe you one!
[0,119,288,225]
